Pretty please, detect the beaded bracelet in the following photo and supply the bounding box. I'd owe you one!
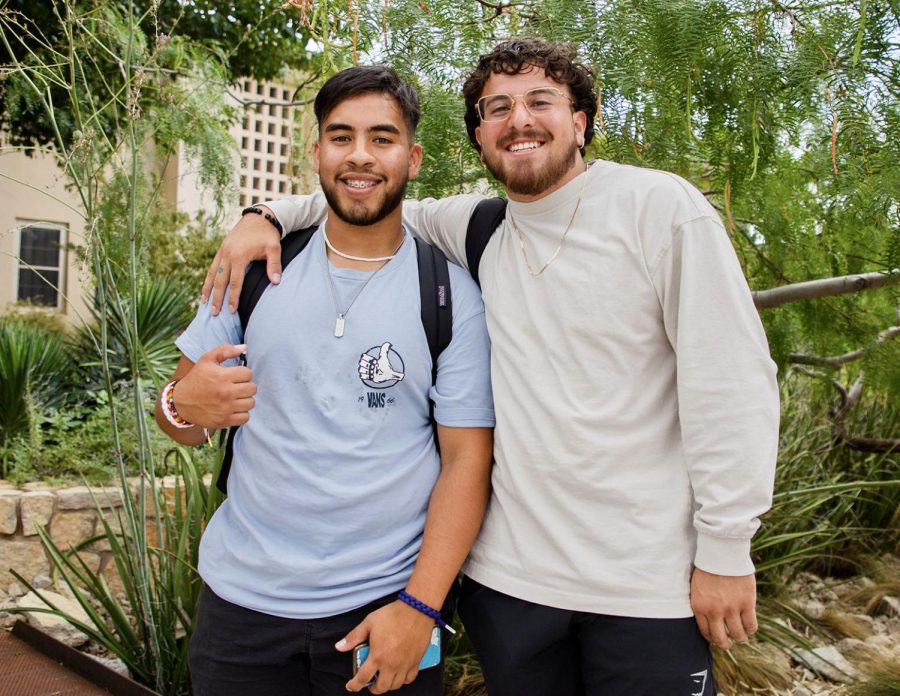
[397,591,456,634]
[242,206,284,236]
[160,380,194,429]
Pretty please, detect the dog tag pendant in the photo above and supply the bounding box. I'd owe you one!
[334,313,345,338]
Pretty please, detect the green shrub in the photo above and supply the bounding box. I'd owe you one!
[1,384,218,485]
[0,317,75,452]
[12,446,223,696]
[72,277,194,388]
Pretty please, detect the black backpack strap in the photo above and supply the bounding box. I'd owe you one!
[415,237,452,454]
[238,225,319,331]
[464,197,507,288]
[415,237,452,385]
[217,224,318,495]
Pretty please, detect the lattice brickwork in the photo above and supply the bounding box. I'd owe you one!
[236,79,298,208]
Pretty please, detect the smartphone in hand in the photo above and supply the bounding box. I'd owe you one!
[352,625,442,684]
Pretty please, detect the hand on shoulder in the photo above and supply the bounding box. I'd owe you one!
[201,206,284,315]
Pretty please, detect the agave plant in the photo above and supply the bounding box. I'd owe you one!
[0,318,74,448]
[72,276,194,388]
[11,445,224,695]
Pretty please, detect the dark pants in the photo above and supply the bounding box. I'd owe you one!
[189,586,444,696]
[458,577,716,696]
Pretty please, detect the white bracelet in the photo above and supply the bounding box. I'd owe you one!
[160,380,194,429]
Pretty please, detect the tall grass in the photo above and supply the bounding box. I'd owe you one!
[755,377,899,586]
[1,2,232,692]
[713,375,899,693]
[13,446,223,694]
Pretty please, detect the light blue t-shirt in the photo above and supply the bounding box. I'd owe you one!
[176,226,494,619]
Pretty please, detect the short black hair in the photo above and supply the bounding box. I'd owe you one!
[314,65,420,138]
[462,38,597,156]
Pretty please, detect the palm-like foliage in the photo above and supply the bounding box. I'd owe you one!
[72,277,194,387]
[0,319,74,448]
[11,446,223,695]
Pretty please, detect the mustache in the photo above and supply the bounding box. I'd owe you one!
[335,167,386,181]
[497,129,551,149]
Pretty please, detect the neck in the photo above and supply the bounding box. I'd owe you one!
[506,158,588,203]
[324,208,405,270]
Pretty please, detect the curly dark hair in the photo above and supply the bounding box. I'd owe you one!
[462,37,597,156]
[314,65,420,138]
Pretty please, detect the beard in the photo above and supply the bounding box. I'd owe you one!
[480,129,580,197]
[320,170,409,226]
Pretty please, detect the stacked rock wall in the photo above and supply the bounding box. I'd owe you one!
[0,478,186,599]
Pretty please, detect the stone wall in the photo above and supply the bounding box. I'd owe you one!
[0,478,187,600]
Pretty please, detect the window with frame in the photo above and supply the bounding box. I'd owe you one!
[17,223,66,308]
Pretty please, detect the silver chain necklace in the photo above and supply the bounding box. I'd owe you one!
[507,167,590,278]
[325,235,405,338]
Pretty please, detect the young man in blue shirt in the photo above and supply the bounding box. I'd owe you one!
[156,66,494,696]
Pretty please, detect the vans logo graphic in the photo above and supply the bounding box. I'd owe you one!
[358,342,405,390]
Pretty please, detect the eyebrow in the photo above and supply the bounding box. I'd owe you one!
[324,122,402,135]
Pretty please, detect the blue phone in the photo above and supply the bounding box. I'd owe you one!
[352,625,441,683]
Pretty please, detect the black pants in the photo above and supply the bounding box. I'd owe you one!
[189,586,444,696]
[458,577,716,696]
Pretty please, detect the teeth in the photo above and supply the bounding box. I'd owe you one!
[345,179,376,189]
[508,141,541,152]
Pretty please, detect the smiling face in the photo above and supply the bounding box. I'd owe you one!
[474,66,587,201]
[314,92,422,227]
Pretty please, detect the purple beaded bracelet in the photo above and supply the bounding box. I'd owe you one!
[397,591,456,634]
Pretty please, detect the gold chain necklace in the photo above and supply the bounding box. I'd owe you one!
[508,168,590,278]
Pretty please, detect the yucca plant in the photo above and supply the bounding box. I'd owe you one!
[0,318,74,450]
[12,445,224,694]
[1,1,234,692]
[72,276,194,388]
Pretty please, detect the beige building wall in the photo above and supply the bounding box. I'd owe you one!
[0,145,90,325]
[1,74,318,326]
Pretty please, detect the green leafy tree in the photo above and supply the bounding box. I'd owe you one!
[0,0,319,149]
[2,1,897,693]
[369,0,900,409]
[0,3,244,691]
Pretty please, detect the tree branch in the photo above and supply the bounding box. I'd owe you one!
[472,0,540,21]
[789,326,900,367]
[804,371,900,455]
[753,271,900,309]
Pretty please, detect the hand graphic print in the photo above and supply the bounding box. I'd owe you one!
[359,342,405,384]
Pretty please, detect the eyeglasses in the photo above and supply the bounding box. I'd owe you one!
[476,87,574,122]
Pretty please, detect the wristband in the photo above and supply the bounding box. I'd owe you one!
[397,591,456,634]
[160,380,194,429]
[242,206,284,235]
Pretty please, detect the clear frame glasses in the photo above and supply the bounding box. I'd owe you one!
[476,87,574,122]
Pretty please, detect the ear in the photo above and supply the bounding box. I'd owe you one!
[408,142,423,180]
[475,125,484,154]
[313,141,320,175]
[572,110,587,146]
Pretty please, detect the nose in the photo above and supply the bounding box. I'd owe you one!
[506,97,534,129]
[347,139,376,168]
